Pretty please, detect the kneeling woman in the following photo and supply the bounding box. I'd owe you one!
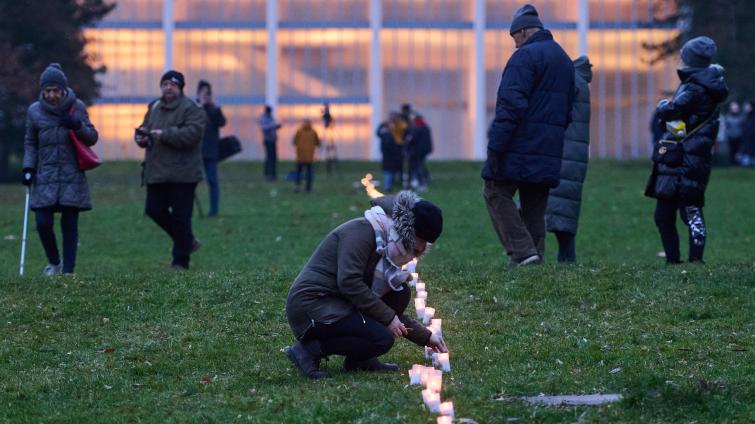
[285,191,447,379]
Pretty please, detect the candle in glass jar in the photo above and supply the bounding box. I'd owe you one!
[437,416,453,424]
[409,364,424,385]
[416,290,427,300]
[439,401,455,419]
[427,324,440,335]
[427,373,443,393]
[431,318,442,335]
[422,389,440,412]
[438,352,451,372]
[416,282,426,291]
[423,307,435,324]
[415,299,425,320]
[407,260,417,273]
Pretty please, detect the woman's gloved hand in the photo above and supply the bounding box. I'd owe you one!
[21,168,35,186]
[59,115,82,130]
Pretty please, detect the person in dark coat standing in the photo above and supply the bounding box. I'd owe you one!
[197,80,226,217]
[645,36,728,263]
[545,56,592,263]
[259,105,282,181]
[406,115,433,192]
[378,114,404,192]
[22,63,99,275]
[482,4,575,266]
[135,70,207,270]
[285,191,447,379]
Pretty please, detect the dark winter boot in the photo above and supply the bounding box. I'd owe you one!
[343,357,400,372]
[285,342,330,379]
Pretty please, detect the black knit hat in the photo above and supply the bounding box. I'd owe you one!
[412,200,443,243]
[160,70,185,90]
[40,63,68,89]
[681,36,717,68]
[509,4,544,35]
[197,79,211,93]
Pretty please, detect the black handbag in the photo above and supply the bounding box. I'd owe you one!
[652,139,684,166]
[218,135,242,161]
[651,113,715,166]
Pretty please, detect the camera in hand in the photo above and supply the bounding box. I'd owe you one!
[135,127,154,147]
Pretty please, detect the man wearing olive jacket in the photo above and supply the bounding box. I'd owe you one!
[285,191,447,379]
[135,70,206,270]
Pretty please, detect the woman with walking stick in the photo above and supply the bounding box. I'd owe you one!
[22,63,98,275]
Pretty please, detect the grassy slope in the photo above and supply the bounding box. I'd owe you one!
[0,160,753,423]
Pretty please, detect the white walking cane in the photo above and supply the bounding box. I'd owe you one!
[19,185,30,276]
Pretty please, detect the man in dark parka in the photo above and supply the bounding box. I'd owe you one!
[482,4,575,266]
[545,56,592,263]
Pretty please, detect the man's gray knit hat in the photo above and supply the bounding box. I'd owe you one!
[510,4,544,35]
[681,36,717,68]
[40,63,68,89]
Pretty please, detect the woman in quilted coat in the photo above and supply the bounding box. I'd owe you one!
[22,63,98,275]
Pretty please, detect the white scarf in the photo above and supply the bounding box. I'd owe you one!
[364,206,412,297]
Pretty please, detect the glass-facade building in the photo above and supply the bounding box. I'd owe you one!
[85,0,678,160]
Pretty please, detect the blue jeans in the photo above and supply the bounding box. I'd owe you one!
[35,206,79,273]
[264,142,277,180]
[203,158,219,216]
[295,162,313,192]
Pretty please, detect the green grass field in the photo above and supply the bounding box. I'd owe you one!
[1,160,753,423]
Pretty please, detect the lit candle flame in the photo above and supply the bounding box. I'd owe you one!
[360,173,384,199]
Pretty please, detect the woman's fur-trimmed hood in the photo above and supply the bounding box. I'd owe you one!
[370,191,420,251]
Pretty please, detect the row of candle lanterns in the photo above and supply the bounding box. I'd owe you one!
[358,176,456,423]
[405,259,455,423]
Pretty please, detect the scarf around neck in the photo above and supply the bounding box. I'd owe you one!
[364,206,412,297]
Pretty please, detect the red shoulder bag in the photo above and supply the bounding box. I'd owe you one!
[68,105,102,171]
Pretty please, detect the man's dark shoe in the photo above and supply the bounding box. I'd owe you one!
[343,357,400,372]
[285,343,330,379]
[191,239,201,253]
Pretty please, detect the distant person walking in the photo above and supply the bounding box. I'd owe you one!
[545,56,592,263]
[292,119,320,192]
[482,4,575,266]
[197,80,226,217]
[135,70,206,270]
[22,63,99,275]
[259,105,282,181]
[645,36,728,263]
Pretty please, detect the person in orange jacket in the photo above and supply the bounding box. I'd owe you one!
[293,119,321,192]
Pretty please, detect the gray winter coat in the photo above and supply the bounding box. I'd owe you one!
[23,89,98,211]
[545,56,592,235]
